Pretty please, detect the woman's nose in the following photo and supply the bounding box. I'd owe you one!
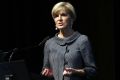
[58,15,62,20]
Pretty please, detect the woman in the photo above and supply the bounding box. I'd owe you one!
[41,1,96,80]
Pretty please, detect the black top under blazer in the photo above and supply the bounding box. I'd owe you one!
[43,31,96,80]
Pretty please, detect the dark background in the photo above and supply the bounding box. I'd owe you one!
[0,0,118,80]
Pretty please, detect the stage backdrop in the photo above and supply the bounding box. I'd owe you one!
[1,0,116,80]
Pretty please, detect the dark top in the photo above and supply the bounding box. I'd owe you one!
[43,31,96,80]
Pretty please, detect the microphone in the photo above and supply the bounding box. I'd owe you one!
[20,36,50,50]
[0,51,9,54]
[38,36,50,46]
[0,51,9,62]
[0,49,14,54]
[8,36,50,63]
[9,48,18,63]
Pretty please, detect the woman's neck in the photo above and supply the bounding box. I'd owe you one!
[58,29,74,39]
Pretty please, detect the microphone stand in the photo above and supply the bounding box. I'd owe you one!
[0,49,16,63]
[21,36,50,50]
[8,36,50,63]
[0,49,16,80]
[8,48,18,63]
[2,36,50,80]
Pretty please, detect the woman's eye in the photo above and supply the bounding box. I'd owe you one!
[53,13,68,18]
[53,14,58,18]
[61,13,67,16]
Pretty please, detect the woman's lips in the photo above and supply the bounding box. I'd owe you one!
[58,23,63,26]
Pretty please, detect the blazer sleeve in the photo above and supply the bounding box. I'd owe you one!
[80,35,96,79]
[43,40,50,68]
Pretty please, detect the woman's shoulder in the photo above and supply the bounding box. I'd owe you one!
[45,36,55,45]
[77,33,89,42]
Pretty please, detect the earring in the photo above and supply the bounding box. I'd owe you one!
[55,27,58,30]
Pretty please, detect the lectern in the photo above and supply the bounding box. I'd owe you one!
[0,60,31,80]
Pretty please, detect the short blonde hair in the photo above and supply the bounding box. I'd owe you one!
[51,2,76,21]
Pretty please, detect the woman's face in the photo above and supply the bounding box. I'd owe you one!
[53,10,72,30]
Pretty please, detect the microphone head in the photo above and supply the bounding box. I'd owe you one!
[13,48,18,51]
[38,36,50,46]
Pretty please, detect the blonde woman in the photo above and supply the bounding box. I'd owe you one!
[42,1,96,80]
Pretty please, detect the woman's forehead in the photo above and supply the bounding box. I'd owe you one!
[55,9,68,15]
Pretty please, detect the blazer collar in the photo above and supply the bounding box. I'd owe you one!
[53,31,81,46]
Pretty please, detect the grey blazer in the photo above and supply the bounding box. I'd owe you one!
[43,31,96,80]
